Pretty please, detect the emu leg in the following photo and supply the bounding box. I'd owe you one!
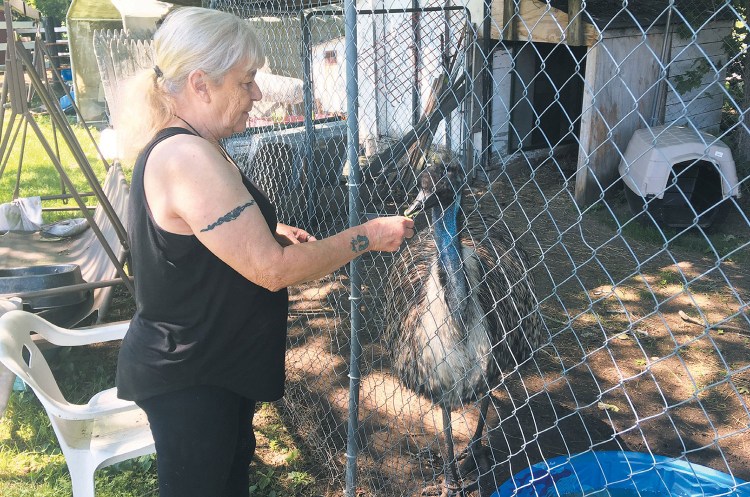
[469,396,491,450]
[421,403,463,496]
[458,396,494,477]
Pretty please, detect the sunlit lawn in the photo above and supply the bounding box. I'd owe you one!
[0,338,159,497]
[0,114,108,223]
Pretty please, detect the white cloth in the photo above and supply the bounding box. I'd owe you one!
[0,298,22,316]
[0,197,42,231]
[42,218,89,238]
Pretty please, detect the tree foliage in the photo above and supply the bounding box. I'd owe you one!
[727,0,750,164]
[26,0,70,22]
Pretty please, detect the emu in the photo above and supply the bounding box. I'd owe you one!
[383,158,542,496]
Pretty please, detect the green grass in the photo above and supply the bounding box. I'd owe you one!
[591,191,750,265]
[0,308,315,496]
[617,219,750,264]
[0,342,159,497]
[1,383,314,496]
[0,115,108,224]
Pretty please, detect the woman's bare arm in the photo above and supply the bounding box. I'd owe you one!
[146,136,414,291]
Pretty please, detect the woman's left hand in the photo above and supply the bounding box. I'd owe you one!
[274,223,317,246]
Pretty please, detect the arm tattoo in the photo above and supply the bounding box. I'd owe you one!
[200,200,256,232]
[350,234,370,253]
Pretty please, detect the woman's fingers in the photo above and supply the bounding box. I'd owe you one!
[368,216,414,252]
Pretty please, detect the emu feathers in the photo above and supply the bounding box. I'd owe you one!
[384,161,541,410]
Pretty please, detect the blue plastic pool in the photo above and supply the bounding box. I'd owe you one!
[493,451,750,497]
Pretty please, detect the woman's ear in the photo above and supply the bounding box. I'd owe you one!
[187,69,211,102]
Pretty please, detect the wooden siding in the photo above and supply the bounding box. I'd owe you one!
[491,0,598,45]
[575,26,666,205]
[663,20,733,133]
[573,20,733,205]
[491,48,514,155]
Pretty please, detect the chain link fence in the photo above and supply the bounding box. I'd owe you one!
[102,0,750,495]
[211,0,750,495]
[211,0,750,496]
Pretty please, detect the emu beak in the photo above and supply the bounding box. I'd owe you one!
[404,190,436,218]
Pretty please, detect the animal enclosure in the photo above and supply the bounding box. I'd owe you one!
[205,0,750,496]
[94,0,749,495]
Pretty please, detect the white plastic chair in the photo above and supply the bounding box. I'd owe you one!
[0,310,155,497]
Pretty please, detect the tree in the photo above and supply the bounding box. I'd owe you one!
[27,0,70,23]
[732,0,750,165]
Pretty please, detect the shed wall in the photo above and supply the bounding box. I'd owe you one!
[574,26,664,204]
[574,19,733,205]
[663,19,733,133]
[491,48,514,155]
[484,1,733,205]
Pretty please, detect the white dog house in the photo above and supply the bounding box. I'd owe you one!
[618,125,740,228]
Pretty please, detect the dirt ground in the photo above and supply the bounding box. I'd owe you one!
[103,150,749,497]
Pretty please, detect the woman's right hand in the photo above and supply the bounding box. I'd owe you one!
[364,216,415,252]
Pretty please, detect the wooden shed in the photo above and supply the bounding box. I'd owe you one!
[66,0,201,122]
[488,0,734,205]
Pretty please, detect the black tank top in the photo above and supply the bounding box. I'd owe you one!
[116,127,288,402]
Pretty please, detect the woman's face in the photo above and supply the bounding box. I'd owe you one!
[209,62,263,137]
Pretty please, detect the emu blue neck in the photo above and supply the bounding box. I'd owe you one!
[431,195,467,314]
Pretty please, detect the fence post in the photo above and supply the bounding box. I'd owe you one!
[344,0,362,493]
[301,11,315,225]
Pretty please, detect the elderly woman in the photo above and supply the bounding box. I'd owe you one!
[115,7,414,497]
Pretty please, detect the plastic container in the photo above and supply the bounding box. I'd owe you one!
[0,264,86,310]
[493,451,750,497]
[59,89,75,111]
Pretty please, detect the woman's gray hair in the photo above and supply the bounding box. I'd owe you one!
[155,7,265,92]
[116,7,265,160]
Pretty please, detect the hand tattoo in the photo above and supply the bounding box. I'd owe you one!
[200,200,256,232]
[350,234,369,253]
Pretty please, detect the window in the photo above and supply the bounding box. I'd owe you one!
[324,50,337,65]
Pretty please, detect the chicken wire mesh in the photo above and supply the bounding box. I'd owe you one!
[101,0,749,495]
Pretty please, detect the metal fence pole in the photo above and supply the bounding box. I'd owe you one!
[301,11,315,225]
[344,0,363,494]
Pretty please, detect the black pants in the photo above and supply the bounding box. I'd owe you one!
[137,385,257,497]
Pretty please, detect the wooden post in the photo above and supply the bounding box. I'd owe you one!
[502,0,517,41]
[737,0,750,163]
[7,0,39,20]
[567,0,584,46]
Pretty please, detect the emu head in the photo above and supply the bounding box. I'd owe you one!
[405,156,469,317]
[404,159,464,218]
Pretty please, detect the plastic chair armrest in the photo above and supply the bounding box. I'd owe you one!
[87,387,139,414]
[0,311,130,347]
[43,388,140,420]
[41,320,130,347]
